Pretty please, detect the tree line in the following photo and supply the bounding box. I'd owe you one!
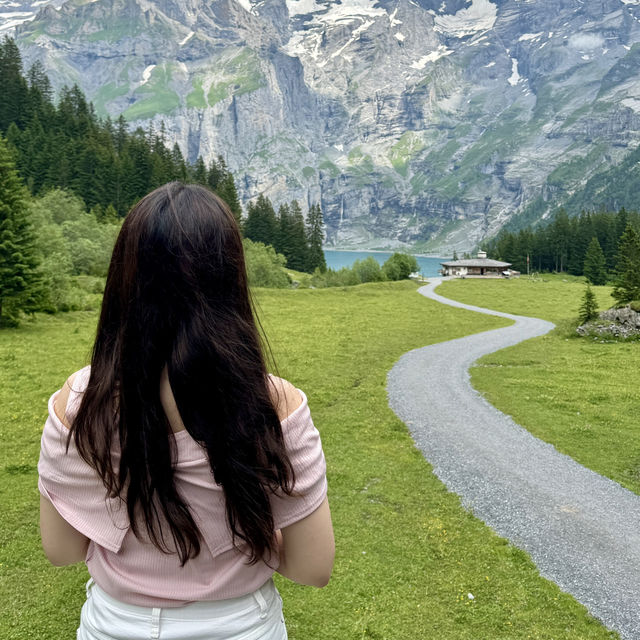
[0,36,329,324]
[0,36,326,274]
[484,207,640,305]
[243,195,326,273]
[0,37,241,219]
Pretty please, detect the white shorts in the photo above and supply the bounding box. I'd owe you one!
[77,578,288,640]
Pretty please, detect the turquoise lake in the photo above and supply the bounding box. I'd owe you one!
[323,250,445,278]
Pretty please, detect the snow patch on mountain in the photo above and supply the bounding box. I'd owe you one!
[0,10,31,15]
[410,45,453,69]
[285,0,322,16]
[352,18,374,38]
[283,32,309,58]
[507,57,520,85]
[286,0,385,22]
[283,0,390,68]
[569,33,605,49]
[140,65,155,85]
[235,0,253,12]
[0,0,64,33]
[622,97,640,110]
[312,0,387,25]
[434,0,497,38]
[179,31,194,46]
[0,17,29,31]
[389,7,401,26]
[519,32,543,41]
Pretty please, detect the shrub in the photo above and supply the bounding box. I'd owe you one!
[312,267,360,288]
[27,189,121,313]
[243,239,290,288]
[382,253,419,281]
[353,257,384,283]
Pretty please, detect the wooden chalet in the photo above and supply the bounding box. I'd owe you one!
[440,251,518,278]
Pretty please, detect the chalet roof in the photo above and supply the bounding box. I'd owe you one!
[440,258,512,268]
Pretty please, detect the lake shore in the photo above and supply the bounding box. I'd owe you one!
[323,249,447,277]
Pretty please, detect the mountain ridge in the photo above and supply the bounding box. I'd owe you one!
[5,0,640,251]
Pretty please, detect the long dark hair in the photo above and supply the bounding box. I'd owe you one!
[71,182,294,565]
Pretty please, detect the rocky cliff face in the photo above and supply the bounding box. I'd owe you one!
[6,0,640,251]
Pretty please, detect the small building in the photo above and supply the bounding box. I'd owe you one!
[440,251,518,278]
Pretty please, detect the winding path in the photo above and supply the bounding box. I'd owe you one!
[387,278,640,639]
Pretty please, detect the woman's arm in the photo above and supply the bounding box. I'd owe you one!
[40,495,90,566]
[270,377,335,586]
[39,372,90,566]
[276,497,335,587]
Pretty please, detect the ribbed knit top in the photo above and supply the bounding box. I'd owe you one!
[37,366,327,607]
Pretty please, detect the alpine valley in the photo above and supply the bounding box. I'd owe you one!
[3,0,640,251]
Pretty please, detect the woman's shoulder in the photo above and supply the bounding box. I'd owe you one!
[268,375,305,422]
[52,366,91,429]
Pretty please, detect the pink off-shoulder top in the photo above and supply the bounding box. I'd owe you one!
[37,366,328,607]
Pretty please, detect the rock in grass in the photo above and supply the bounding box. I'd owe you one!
[576,304,640,339]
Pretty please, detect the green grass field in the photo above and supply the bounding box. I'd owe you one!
[438,276,640,495]
[0,281,618,638]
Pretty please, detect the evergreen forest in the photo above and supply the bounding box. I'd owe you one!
[0,37,330,325]
[484,207,640,303]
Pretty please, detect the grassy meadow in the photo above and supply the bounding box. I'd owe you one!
[438,276,640,496]
[0,281,619,639]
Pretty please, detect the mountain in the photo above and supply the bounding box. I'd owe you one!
[5,0,640,251]
[0,0,65,36]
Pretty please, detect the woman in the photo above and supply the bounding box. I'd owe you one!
[38,182,334,639]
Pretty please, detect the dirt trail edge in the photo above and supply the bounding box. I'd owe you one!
[387,278,640,639]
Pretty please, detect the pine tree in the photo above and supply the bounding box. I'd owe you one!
[306,203,326,273]
[114,115,128,153]
[286,200,308,272]
[567,212,592,275]
[0,37,29,131]
[207,157,223,191]
[125,130,153,203]
[578,284,598,324]
[615,207,629,245]
[216,171,242,226]
[149,130,173,190]
[275,203,291,258]
[550,208,571,272]
[192,156,207,184]
[612,224,640,305]
[26,60,54,123]
[208,156,242,224]
[170,143,188,182]
[0,135,39,325]
[583,237,607,285]
[596,211,618,272]
[496,231,517,265]
[244,195,277,246]
[0,40,251,229]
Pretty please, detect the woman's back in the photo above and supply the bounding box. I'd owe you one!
[40,366,328,606]
[38,182,334,639]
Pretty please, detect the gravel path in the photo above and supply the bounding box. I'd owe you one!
[387,278,640,639]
